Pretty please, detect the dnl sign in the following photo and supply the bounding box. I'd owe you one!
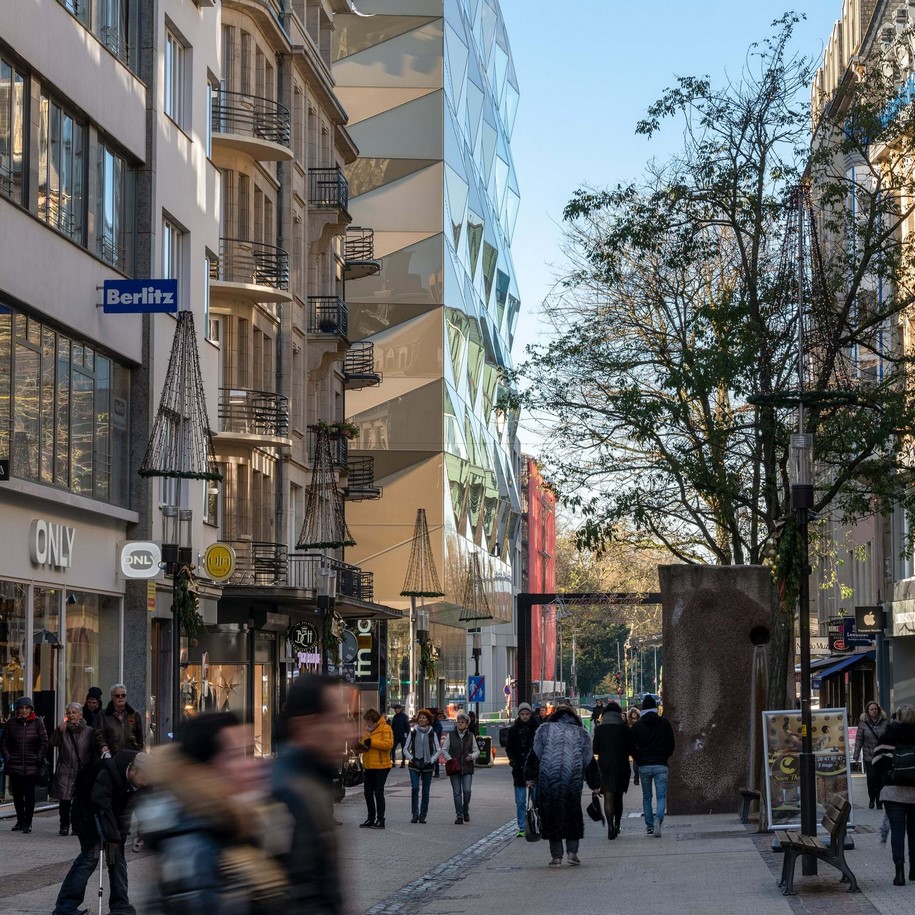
[30,519,76,569]
[119,541,162,579]
[102,279,178,314]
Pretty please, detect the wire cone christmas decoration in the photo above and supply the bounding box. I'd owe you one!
[459,553,493,623]
[401,508,445,597]
[296,424,355,549]
[140,310,221,481]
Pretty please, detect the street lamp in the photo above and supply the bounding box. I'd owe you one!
[471,628,482,719]
[416,608,430,709]
[162,506,193,739]
[317,562,338,675]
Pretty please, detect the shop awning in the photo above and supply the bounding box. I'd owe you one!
[813,650,875,680]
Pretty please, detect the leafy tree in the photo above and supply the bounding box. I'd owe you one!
[510,15,915,708]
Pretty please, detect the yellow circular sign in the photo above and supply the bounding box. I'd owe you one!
[203,543,236,582]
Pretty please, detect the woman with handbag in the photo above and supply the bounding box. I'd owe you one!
[0,696,48,834]
[592,701,635,839]
[853,700,888,808]
[442,710,479,825]
[404,708,442,823]
[355,708,394,829]
[874,704,915,886]
[50,702,95,835]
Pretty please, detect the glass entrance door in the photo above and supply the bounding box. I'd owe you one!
[32,586,62,726]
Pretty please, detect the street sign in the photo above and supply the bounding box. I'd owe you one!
[855,605,885,635]
[202,543,236,581]
[468,675,486,703]
[102,278,178,313]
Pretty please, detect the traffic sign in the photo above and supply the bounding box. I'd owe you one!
[468,675,485,703]
[203,543,236,581]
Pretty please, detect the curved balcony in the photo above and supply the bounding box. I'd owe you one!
[344,227,382,281]
[308,295,348,337]
[210,238,292,304]
[343,341,382,390]
[343,456,382,501]
[211,89,292,162]
[217,387,290,448]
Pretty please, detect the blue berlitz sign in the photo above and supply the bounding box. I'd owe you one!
[102,278,178,314]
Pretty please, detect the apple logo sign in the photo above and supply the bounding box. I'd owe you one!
[864,611,876,627]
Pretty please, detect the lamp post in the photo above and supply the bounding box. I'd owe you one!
[416,608,429,709]
[162,505,193,739]
[317,561,338,675]
[471,628,482,719]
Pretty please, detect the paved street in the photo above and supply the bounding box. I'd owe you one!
[1,766,912,914]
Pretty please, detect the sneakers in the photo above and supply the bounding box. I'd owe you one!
[517,829,525,837]
[654,818,663,837]
[463,812,470,823]
[359,818,375,828]
[567,853,581,866]
[548,857,562,867]
[21,825,31,834]
[646,826,654,835]
[454,816,464,825]
[368,819,385,829]
[10,823,21,832]
[59,827,69,836]
[411,815,419,824]
[419,817,427,824]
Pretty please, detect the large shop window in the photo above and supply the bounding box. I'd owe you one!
[66,592,121,708]
[0,305,130,505]
[38,93,85,242]
[0,54,26,206]
[0,581,27,714]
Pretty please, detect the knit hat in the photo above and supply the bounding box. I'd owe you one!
[86,686,103,702]
[517,702,533,714]
[641,694,658,710]
[14,696,34,710]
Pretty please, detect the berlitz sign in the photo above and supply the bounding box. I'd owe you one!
[102,279,178,314]
[119,541,162,579]
[30,519,75,569]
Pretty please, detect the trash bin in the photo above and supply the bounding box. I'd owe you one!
[475,735,494,767]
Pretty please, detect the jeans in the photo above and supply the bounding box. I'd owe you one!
[639,764,669,829]
[53,841,135,915]
[549,837,579,858]
[450,773,472,817]
[884,800,915,863]
[391,738,407,764]
[363,768,390,822]
[514,785,537,830]
[8,772,36,827]
[409,767,433,817]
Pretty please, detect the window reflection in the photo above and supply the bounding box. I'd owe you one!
[0,581,26,716]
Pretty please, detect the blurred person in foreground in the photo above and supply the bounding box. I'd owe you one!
[273,674,349,915]
[141,711,292,912]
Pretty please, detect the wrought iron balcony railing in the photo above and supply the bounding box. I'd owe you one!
[211,89,291,146]
[211,237,289,290]
[308,296,348,336]
[287,553,374,602]
[343,341,382,389]
[308,427,348,466]
[343,456,382,501]
[221,540,289,586]
[308,167,348,210]
[344,226,375,261]
[218,388,289,437]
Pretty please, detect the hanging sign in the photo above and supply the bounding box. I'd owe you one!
[827,617,852,653]
[102,278,178,313]
[854,606,884,635]
[289,622,318,651]
[202,543,236,581]
[119,541,162,579]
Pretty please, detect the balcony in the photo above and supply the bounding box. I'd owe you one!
[221,540,290,586]
[217,388,290,448]
[344,227,382,281]
[308,428,348,467]
[343,456,382,501]
[308,296,348,337]
[210,89,293,162]
[309,167,349,210]
[343,341,382,390]
[210,238,292,304]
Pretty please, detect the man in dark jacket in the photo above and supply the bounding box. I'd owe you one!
[631,694,675,837]
[53,749,148,915]
[272,674,349,915]
[96,684,144,757]
[0,695,49,832]
[390,703,410,767]
[505,702,539,835]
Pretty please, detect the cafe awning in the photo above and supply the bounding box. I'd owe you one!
[813,650,875,681]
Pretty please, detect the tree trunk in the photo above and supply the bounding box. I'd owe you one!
[767,604,793,711]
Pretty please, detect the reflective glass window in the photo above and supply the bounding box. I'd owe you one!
[0,56,26,204]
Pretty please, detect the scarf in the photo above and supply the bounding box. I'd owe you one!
[412,725,433,764]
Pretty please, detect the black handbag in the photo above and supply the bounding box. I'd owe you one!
[37,759,51,789]
[525,789,542,842]
[586,795,605,823]
[341,751,364,788]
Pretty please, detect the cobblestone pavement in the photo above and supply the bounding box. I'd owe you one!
[2,767,913,915]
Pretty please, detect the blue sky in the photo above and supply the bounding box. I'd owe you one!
[500,0,842,381]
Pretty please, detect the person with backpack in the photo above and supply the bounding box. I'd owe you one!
[441,709,479,825]
[853,700,889,809]
[0,696,48,834]
[873,704,915,886]
[403,708,442,823]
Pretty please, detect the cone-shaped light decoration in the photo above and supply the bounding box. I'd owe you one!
[401,508,445,597]
[459,553,493,622]
[296,424,355,549]
[140,310,221,481]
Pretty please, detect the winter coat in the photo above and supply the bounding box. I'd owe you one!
[505,716,539,788]
[391,711,410,742]
[853,710,888,763]
[141,745,293,914]
[93,749,144,844]
[50,720,96,800]
[524,709,600,841]
[631,711,675,767]
[81,704,102,733]
[0,713,49,777]
[442,727,480,775]
[359,718,394,770]
[403,726,442,772]
[96,701,144,755]
[592,710,635,794]
[874,720,915,806]
[272,746,344,915]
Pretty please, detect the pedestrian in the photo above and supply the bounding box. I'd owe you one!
[627,706,641,726]
[355,708,394,829]
[592,701,634,839]
[535,706,547,722]
[272,673,350,915]
[442,709,479,824]
[432,708,445,777]
[468,710,480,736]
[853,700,888,809]
[52,749,148,915]
[505,702,539,836]
[631,693,675,837]
[390,703,410,767]
[50,702,95,836]
[590,700,604,729]
[524,705,601,866]
[0,695,48,834]
[873,704,915,886]
[404,707,442,823]
[141,712,292,912]
[0,713,6,802]
[96,684,144,757]
[82,687,104,734]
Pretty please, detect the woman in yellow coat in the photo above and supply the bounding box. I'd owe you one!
[356,708,394,829]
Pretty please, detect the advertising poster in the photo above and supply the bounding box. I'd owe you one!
[762,708,853,829]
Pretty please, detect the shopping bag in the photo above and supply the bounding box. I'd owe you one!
[525,789,542,842]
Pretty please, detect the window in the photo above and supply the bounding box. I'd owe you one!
[162,217,183,282]
[164,29,186,126]
[204,253,213,341]
[38,93,85,242]
[204,472,221,527]
[240,32,252,96]
[100,0,130,64]
[0,55,26,205]
[97,141,133,271]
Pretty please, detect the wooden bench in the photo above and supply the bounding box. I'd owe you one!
[775,794,859,896]
[738,787,760,823]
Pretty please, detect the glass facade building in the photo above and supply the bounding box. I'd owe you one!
[334,0,522,709]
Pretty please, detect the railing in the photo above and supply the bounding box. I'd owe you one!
[218,388,289,437]
[308,296,348,336]
[221,540,289,586]
[211,89,291,146]
[343,341,381,386]
[308,167,348,210]
[308,428,348,466]
[98,233,127,271]
[41,194,79,240]
[287,553,374,602]
[344,457,382,501]
[344,226,375,261]
[102,25,129,64]
[211,237,289,290]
